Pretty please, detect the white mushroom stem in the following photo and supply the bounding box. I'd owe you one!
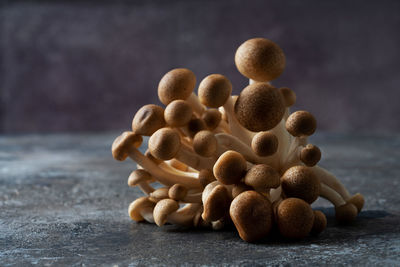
[215,133,277,168]
[165,203,202,226]
[270,119,293,169]
[187,93,206,116]
[270,186,282,202]
[222,96,255,146]
[281,146,303,173]
[137,206,156,224]
[312,166,352,201]
[320,182,346,207]
[127,147,201,188]
[174,143,216,170]
[138,183,155,195]
[249,79,271,86]
[159,162,199,178]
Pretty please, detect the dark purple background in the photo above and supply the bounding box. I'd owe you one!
[1,0,399,133]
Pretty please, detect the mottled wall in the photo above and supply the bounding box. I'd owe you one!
[1,0,399,133]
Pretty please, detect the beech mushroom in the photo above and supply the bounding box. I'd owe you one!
[231,182,252,198]
[244,164,280,193]
[129,197,156,223]
[281,165,320,204]
[276,198,314,239]
[148,128,214,170]
[193,130,218,157]
[131,104,166,136]
[164,100,193,127]
[230,190,273,242]
[279,87,296,107]
[311,210,327,235]
[300,144,321,167]
[286,111,317,137]
[235,38,286,82]
[149,187,170,202]
[198,169,216,188]
[127,169,155,195]
[213,150,247,185]
[234,82,285,132]
[201,109,225,131]
[201,181,231,222]
[251,131,279,157]
[168,184,188,201]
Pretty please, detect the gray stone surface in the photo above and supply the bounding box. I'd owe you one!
[1,0,400,133]
[0,133,399,266]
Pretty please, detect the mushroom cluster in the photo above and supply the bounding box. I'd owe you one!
[112,38,364,242]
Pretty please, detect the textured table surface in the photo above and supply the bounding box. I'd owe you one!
[0,133,399,266]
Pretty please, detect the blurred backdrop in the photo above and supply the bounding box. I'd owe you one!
[1,0,399,134]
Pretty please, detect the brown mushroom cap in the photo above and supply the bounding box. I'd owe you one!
[281,165,320,204]
[311,210,327,235]
[128,169,152,187]
[279,87,296,107]
[193,130,217,157]
[198,169,216,188]
[251,131,279,157]
[231,182,253,198]
[164,100,193,127]
[148,128,181,160]
[202,182,231,222]
[335,203,358,223]
[149,187,170,202]
[234,83,285,132]
[300,144,321,167]
[168,184,188,201]
[186,118,208,138]
[112,131,143,161]
[230,190,273,242]
[202,109,222,130]
[235,38,286,82]
[213,150,247,185]
[153,199,180,226]
[131,104,166,136]
[158,68,196,105]
[347,193,365,213]
[276,198,314,239]
[244,164,280,192]
[286,111,317,137]
[128,197,156,222]
[198,74,232,108]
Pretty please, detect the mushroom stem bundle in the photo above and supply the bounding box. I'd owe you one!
[112,37,364,243]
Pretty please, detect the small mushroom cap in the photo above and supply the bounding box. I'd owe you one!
[128,197,156,222]
[149,187,170,202]
[251,131,279,157]
[153,199,180,226]
[286,111,317,137]
[244,164,280,192]
[235,38,286,82]
[277,198,314,239]
[311,210,327,235]
[230,190,273,242]
[112,131,143,161]
[202,181,231,222]
[164,100,193,127]
[193,130,217,157]
[279,87,296,107]
[198,169,216,188]
[213,150,247,185]
[158,68,196,105]
[201,109,222,130]
[300,144,321,167]
[347,193,365,213]
[131,104,166,136]
[198,74,232,108]
[281,165,320,204]
[335,203,358,223]
[234,83,285,132]
[148,128,181,160]
[231,182,253,199]
[128,169,152,187]
[168,184,188,201]
[186,118,208,138]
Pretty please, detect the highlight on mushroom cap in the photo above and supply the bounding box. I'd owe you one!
[276,198,315,239]
[235,38,286,82]
[234,82,285,132]
[198,74,232,108]
[158,68,196,105]
[286,110,317,137]
[149,128,181,160]
[164,100,193,127]
[132,104,166,136]
[230,190,273,242]
[213,150,247,185]
[281,165,320,204]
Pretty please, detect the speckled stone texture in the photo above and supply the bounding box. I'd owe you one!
[0,133,399,266]
[1,0,400,133]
